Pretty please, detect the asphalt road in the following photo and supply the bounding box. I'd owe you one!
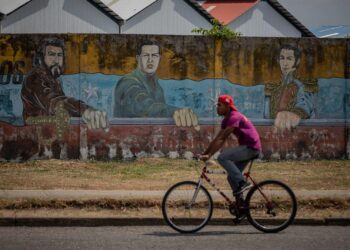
[0,225,349,250]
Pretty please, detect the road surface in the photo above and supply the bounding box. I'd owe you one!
[0,225,349,250]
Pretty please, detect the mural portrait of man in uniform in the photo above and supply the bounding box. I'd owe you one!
[265,44,318,131]
[21,38,109,131]
[113,40,200,131]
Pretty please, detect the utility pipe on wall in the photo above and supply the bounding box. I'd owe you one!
[0,13,4,33]
[346,39,350,159]
[117,20,124,34]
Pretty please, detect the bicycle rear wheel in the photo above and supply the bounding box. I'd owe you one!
[246,180,297,233]
[162,181,213,233]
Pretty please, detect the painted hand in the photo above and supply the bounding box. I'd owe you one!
[82,108,109,132]
[274,111,301,131]
[173,108,200,131]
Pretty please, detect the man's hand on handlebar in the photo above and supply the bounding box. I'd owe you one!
[198,154,210,161]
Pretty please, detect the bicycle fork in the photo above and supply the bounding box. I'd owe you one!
[186,178,203,209]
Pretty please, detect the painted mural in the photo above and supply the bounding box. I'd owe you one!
[21,38,109,134]
[0,34,348,160]
[264,44,318,131]
[113,40,200,130]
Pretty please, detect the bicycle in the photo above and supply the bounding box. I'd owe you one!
[162,156,297,233]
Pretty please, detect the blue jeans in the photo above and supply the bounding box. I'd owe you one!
[217,145,260,192]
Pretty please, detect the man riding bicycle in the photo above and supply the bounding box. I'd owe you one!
[199,95,262,196]
[164,101,296,233]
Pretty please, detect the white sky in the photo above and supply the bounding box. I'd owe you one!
[278,0,350,28]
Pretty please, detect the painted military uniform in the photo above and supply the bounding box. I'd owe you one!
[113,69,176,117]
[21,66,90,122]
[265,75,318,119]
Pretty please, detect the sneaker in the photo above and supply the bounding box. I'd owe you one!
[232,208,247,224]
[238,208,248,220]
[233,181,252,195]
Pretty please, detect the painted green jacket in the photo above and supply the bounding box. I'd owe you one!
[113,69,176,117]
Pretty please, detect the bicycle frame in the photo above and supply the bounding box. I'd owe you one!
[243,161,273,204]
[199,162,233,204]
[162,159,297,233]
[198,159,265,205]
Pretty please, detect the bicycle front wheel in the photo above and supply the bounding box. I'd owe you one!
[246,180,297,233]
[162,181,213,233]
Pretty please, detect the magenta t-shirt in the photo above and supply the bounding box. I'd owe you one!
[221,111,262,151]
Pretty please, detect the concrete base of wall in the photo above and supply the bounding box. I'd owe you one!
[0,122,346,160]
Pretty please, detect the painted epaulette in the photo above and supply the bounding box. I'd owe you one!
[300,78,319,93]
[264,81,280,96]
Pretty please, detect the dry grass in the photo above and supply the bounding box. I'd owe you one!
[1,198,348,210]
[0,158,349,190]
[0,197,349,219]
[0,210,348,221]
[0,208,162,218]
[0,158,350,190]
[1,208,349,219]
[1,158,349,219]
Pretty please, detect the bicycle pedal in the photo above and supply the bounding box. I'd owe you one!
[232,218,241,224]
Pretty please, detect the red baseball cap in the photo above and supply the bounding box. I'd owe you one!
[218,95,238,111]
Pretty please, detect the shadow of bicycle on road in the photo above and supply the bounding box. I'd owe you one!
[145,229,265,237]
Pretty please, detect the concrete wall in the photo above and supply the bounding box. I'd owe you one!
[0,34,349,160]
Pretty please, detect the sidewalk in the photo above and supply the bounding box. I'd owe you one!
[0,189,349,227]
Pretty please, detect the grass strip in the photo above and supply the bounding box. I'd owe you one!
[1,198,349,210]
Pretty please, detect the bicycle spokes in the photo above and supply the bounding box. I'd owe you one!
[162,181,213,233]
[246,180,297,233]
[162,160,297,234]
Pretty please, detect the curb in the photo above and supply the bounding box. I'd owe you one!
[0,218,349,227]
[0,218,166,227]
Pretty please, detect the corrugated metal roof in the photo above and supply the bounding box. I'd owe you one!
[201,0,259,25]
[0,0,32,15]
[267,0,315,37]
[98,0,158,20]
[87,0,123,23]
[190,0,315,37]
[1,0,315,37]
[184,0,216,23]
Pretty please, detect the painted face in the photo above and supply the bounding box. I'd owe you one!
[216,102,230,116]
[137,45,160,75]
[44,45,64,78]
[279,49,299,75]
